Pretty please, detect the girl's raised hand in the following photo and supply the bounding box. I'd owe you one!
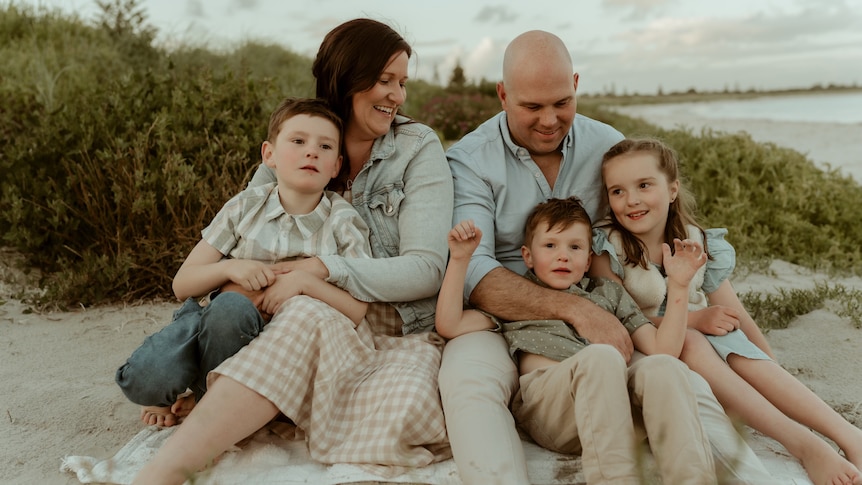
[448,220,482,261]
[663,238,707,289]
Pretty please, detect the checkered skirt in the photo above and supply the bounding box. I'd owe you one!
[210,295,451,472]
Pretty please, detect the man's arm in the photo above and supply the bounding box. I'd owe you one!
[471,267,633,361]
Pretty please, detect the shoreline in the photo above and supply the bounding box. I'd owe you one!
[611,103,862,183]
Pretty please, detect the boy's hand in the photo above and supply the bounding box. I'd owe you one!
[260,270,313,316]
[226,260,277,291]
[448,220,482,261]
[663,238,707,289]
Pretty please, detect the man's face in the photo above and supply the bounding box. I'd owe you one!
[498,70,578,157]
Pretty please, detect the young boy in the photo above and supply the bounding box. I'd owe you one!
[116,97,371,427]
[436,196,717,484]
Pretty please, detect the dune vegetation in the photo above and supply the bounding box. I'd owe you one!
[2,2,860,327]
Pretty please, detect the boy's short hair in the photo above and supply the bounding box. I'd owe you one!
[267,97,343,149]
[524,196,593,247]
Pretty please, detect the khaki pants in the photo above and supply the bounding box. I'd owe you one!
[512,344,715,485]
[439,331,529,485]
[439,331,771,485]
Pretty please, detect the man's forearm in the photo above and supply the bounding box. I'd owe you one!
[470,267,589,324]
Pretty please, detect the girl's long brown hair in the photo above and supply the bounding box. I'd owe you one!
[600,138,707,269]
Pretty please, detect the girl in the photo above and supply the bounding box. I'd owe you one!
[590,138,862,485]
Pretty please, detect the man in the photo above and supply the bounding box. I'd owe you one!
[440,30,772,484]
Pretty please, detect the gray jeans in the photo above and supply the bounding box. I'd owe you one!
[115,291,265,407]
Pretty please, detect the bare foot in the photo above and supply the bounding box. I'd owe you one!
[140,394,196,428]
[837,425,862,476]
[140,406,180,427]
[798,440,861,485]
[170,394,196,419]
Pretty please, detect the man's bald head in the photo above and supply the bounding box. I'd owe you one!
[496,30,579,158]
[502,30,574,87]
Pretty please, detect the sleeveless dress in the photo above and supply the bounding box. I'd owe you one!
[593,225,770,362]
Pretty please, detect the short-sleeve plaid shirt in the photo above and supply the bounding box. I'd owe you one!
[201,183,371,263]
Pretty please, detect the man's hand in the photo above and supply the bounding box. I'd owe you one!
[571,302,634,362]
[689,306,741,335]
[448,220,482,261]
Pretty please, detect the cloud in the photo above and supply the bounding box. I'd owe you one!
[602,0,675,19]
[185,0,204,18]
[474,6,518,24]
[464,37,504,82]
[579,2,862,94]
[610,3,862,65]
[230,0,260,10]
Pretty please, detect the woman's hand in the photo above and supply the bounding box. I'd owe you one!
[270,257,329,280]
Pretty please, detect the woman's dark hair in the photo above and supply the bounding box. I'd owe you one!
[312,18,411,128]
[312,18,412,191]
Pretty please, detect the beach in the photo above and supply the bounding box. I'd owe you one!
[2,111,862,484]
[611,93,862,182]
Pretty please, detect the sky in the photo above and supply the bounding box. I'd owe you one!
[14,0,862,95]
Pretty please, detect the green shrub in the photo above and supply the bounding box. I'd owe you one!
[1,4,860,309]
[416,93,501,140]
[741,282,862,330]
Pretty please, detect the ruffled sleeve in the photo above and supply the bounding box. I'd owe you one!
[591,227,625,280]
[702,228,736,294]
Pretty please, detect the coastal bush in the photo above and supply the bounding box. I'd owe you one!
[586,104,862,273]
[1,4,861,309]
[416,93,501,140]
[741,282,862,329]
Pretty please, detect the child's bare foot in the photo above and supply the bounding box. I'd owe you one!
[798,440,861,485]
[140,406,181,427]
[170,394,196,419]
[837,425,862,475]
[140,394,196,428]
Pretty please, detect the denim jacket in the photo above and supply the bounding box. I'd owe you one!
[249,115,453,334]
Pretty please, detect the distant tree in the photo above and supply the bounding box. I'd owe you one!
[448,60,466,91]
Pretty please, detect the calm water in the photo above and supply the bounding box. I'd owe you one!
[658,91,862,124]
[614,91,862,182]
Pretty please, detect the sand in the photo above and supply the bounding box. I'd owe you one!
[2,115,862,484]
[611,103,862,183]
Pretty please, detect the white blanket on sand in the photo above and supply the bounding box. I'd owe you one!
[62,425,814,484]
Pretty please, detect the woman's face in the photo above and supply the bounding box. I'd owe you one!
[348,50,409,141]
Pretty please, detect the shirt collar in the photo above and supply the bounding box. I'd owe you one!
[264,187,330,238]
[498,112,575,161]
[368,114,407,163]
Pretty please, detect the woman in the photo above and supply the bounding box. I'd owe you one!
[133,19,454,484]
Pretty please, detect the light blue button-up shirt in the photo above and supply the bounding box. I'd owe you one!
[447,111,624,299]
